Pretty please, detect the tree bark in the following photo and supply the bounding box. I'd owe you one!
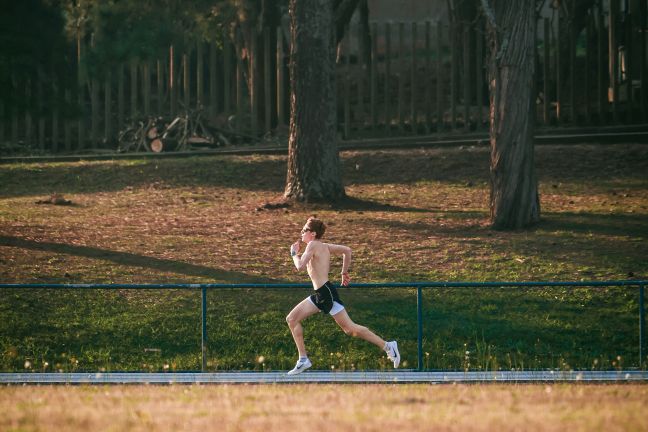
[484,0,540,229]
[284,0,345,202]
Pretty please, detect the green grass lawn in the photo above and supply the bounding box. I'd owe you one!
[1,144,647,372]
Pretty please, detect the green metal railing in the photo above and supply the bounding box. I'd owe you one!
[1,280,645,372]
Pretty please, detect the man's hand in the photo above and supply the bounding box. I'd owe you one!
[341,272,350,286]
[290,240,301,256]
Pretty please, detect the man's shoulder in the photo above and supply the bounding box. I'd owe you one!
[310,240,330,251]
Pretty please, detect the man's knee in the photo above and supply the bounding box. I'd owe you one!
[286,314,299,328]
[343,323,363,337]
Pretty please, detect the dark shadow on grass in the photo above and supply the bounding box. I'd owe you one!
[305,195,430,213]
[538,212,648,237]
[0,235,280,283]
[2,145,647,199]
[361,210,647,240]
[0,157,287,198]
[359,211,489,237]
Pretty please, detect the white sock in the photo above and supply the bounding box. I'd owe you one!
[383,342,390,351]
[299,356,308,362]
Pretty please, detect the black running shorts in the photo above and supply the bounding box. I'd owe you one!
[309,281,344,314]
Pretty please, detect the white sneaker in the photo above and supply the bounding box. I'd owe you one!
[287,358,312,375]
[385,341,400,368]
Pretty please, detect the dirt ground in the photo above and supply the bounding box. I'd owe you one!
[1,384,647,431]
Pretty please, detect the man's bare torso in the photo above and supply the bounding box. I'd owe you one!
[305,240,331,289]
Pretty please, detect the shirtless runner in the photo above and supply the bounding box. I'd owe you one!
[285,217,400,375]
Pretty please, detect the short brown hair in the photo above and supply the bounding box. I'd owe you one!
[306,217,326,239]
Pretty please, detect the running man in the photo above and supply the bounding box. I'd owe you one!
[285,217,400,375]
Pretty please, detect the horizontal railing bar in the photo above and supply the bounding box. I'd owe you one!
[0,280,646,289]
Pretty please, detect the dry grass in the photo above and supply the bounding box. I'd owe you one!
[1,384,647,431]
[1,144,647,284]
[1,144,648,371]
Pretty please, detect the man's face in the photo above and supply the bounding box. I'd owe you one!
[301,224,316,242]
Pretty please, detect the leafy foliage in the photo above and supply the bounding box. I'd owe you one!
[0,0,69,111]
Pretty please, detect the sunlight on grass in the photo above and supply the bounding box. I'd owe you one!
[1,144,647,371]
[1,384,647,432]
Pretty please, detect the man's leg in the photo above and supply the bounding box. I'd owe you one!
[286,298,320,357]
[333,309,401,368]
[332,309,385,349]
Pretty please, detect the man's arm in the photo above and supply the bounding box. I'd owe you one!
[292,241,315,271]
[327,243,352,285]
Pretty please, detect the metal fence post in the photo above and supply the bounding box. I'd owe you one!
[417,285,423,371]
[201,286,207,372]
[640,284,645,369]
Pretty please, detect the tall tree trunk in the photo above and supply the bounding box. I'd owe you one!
[483,0,540,229]
[284,0,345,202]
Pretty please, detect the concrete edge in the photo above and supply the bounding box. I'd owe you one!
[2,371,647,384]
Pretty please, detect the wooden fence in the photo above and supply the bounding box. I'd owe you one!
[1,5,646,154]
